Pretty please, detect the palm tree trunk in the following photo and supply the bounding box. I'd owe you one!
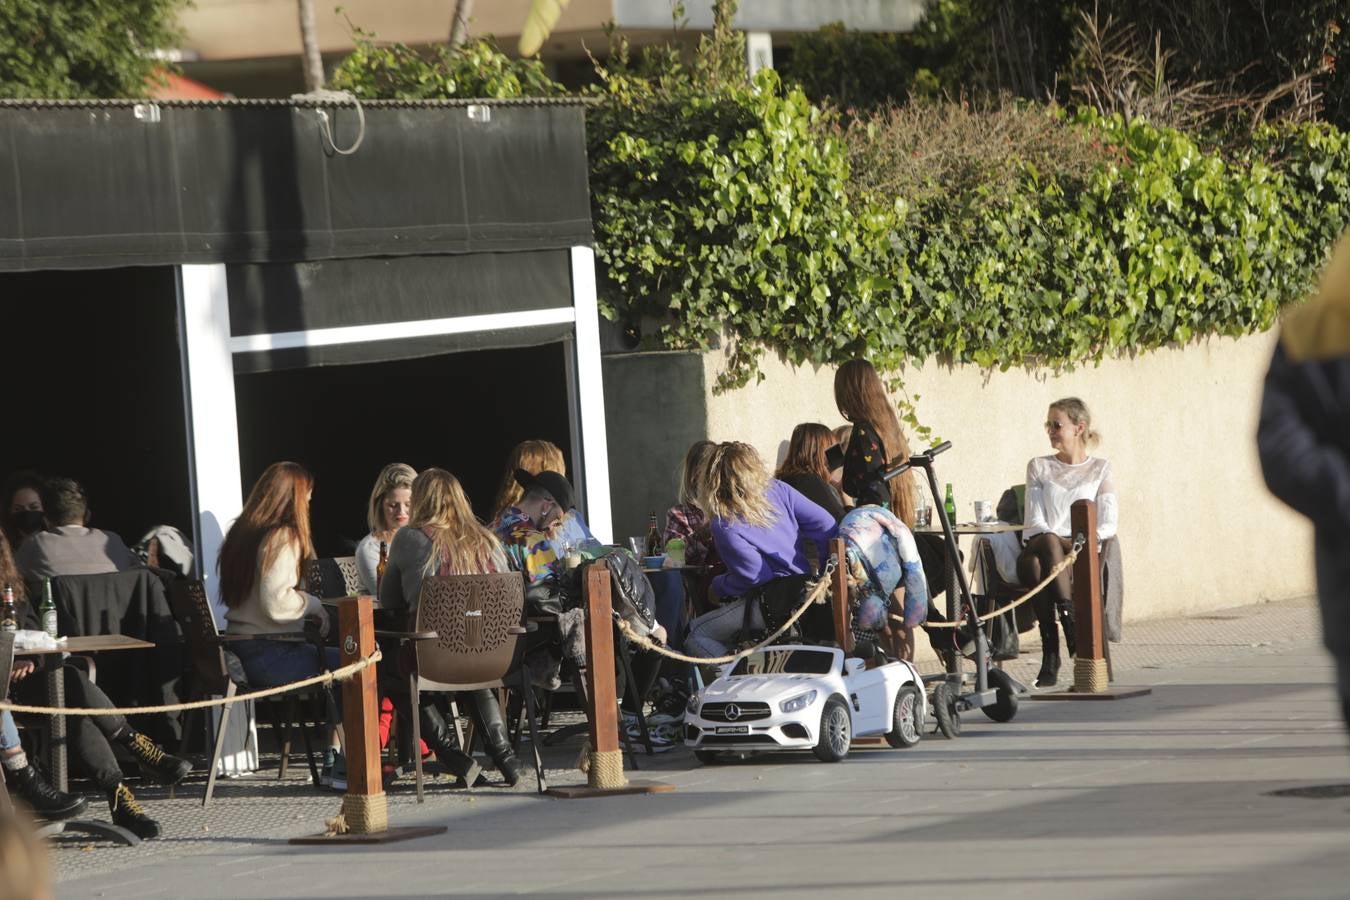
[450,0,474,48]
[297,0,325,91]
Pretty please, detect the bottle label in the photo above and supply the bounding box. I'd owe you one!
[43,608,59,638]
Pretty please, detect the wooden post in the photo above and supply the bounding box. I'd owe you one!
[291,595,445,844]
[1070,499,1105,691]
[831,538,852,653]
[546,564,674,798]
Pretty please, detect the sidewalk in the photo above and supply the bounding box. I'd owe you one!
[53,595,1350,899]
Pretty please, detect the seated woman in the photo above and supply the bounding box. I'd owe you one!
[663,441,723,615]
[381,468,521,787]
[1018,397,1118,688]
[219,462,346,787]
[837,505,929,661]
[2,470,44,550]
[492,440,566,523]
[685,442,837,660]
[776,423,846,522]
[354,463,416,596]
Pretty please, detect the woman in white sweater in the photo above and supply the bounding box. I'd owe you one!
[219,462,344,782]
[1016,398,1118,688]
[354,462,416,595]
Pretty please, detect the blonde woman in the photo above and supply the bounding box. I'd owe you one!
[684,443,837,659]
[354,463,416,595]
[1017,398,1117,688]
[492,440,566,520]
[380,469,520,786]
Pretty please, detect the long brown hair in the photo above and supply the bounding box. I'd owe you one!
[775,423,835,482]
[217,462,315,609]
[697,442,777,527]
[0,531,26,603]
[678,440,716,507]
[493,440,566,519]
[412,469,506,576]
[834,359,916,526]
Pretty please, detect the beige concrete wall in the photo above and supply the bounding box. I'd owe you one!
[700,331,1316,625]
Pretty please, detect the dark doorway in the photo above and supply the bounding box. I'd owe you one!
[232,343,573,557]
[1,267,192,547]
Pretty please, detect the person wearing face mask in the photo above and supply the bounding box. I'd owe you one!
[2,471,46,550]
[13,477,139,580]
[354,463,416,596]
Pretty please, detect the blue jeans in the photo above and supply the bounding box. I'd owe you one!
[1,710,19,753]
[685,598,764,659]
[231,639,343,719]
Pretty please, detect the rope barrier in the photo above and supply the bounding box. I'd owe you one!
[617,560,837,666]
[0,648,382,717]
[906,549,1080,630]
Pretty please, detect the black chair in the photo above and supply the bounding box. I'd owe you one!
[305,557,362,600]
[166,580,331,806]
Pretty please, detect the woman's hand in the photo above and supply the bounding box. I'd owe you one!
[10,660,36,683]
[307,606,331,640]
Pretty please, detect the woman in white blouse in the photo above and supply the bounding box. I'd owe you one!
[1017,397,1118,688]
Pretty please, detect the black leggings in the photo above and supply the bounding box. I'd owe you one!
[1017,533,1074,637]
[15,663,127,790]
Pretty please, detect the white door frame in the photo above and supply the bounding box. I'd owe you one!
[176,247,614,606]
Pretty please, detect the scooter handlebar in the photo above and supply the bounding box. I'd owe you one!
[880,441,952,481]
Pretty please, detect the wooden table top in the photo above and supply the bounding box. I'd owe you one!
[916,522,1024,535]
[15,634,156,655]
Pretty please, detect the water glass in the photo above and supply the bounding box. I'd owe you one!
[627,536,646,557]
[973,500,993,523]
[914,506,932,529]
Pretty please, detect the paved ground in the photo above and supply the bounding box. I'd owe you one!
[50,595,1350,899]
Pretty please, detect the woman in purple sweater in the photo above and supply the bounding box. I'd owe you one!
[684,442,838,659]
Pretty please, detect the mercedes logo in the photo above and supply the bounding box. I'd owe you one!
[724,704,741,721]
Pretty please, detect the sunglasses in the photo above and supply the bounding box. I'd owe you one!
[1044,421,1070,432]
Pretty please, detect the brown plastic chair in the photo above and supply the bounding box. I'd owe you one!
[304,557,362,599]
[409,573,546,797]
[166,580,329,806]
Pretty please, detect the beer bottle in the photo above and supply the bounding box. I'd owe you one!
[1,584,17,633]
[645,512,662,558]
[376,540,389,590]
[39,577,58,638]
[944,483,957,526]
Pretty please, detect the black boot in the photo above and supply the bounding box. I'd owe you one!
[116,728,192,786]
[469,690,522,787]
[5,764,88,820]
[1056,601,1077,658]
[419,705,484,788]
[1036,619,1061,688]
[108,782,160,840]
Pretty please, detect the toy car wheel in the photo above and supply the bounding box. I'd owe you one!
[694,749,723,764]
[812,697,852,762]
[932,681,962,739]
[885,684,924,748]
[982,667,1019,723]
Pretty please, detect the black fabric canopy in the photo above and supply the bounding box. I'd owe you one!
[0,99,593,273]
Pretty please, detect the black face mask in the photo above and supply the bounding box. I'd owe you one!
[12,510,44,534]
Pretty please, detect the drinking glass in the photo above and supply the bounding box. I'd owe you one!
[914,505,932,529]
[627,536,646,556]
[973,500,993,523]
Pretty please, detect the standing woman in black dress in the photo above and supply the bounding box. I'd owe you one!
[833,359,917,523]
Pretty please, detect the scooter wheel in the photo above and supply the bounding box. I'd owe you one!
[932,681,962,739]
[982,668,1019,723]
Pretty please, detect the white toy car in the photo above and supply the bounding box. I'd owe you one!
[684,644,926,763]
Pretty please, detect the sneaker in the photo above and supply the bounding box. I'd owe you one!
[321,749,347,791]
[122,731,192,786]
[108,783,160,840]
[6,764,88,820]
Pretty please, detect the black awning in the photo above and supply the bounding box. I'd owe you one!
[0,99,593,273]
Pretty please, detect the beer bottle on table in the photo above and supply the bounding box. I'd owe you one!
[944,483,957,526]
[376,540,389,590]
[40,577,58,638]
[645,512,662,558]
[1,584,16,633]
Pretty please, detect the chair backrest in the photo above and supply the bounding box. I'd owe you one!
[414,573,526,691]
[166,580,231,695]
[0,631,12,705]
[304,556,362,599]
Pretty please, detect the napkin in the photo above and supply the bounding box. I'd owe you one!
[12,630,65,651]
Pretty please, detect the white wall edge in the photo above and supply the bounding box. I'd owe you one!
[229,307,577,354]
[177,264,244,624]
[570,246,613,544]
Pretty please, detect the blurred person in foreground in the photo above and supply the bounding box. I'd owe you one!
[0,810,52,900]
[1257,231,1350,734]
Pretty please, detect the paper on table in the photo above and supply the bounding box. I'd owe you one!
[13,629,66,651]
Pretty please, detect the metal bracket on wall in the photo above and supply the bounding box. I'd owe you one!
[133,103,161,124]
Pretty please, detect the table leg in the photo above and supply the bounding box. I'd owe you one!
[45,667,67,793]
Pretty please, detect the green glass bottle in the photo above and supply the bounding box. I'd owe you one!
[944,482,957,526]
[40,576,59,637]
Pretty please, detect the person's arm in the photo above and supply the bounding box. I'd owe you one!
[1095,462,1119,541]
[1022,459,1050,541]
[709,525,764,598]
[354,534,380,596]
[106,532,140,571]
[258,536,323,625]
[841,421,889,506]
[1257,344,1350,530]
[784,481,839,549]
[378,532,408,612]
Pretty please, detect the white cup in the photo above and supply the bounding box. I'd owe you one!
[973,500,993,523]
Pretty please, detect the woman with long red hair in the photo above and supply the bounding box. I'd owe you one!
[219,462,345,785]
